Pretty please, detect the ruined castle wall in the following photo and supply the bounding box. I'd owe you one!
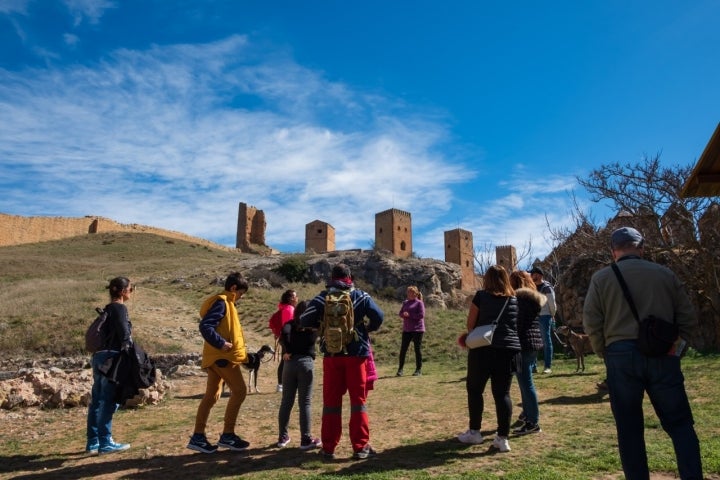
[0,213,229,250]
[375,208,412,258]
[444,228,476,291]
[305,220,335,253]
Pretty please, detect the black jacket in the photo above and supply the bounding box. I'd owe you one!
[471,291,521,351]
[101,342,156,405]
[515,288,546,352]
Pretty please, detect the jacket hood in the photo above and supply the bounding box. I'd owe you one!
[515,287,547,306]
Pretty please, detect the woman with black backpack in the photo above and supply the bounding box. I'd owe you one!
[86,276,133,455]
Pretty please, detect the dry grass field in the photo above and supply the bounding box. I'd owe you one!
[1,233,719,480]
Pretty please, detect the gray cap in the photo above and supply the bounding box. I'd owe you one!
[611,227,644,248]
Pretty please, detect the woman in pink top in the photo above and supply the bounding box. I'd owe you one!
[396,286,426,376]
[268,289,298,392]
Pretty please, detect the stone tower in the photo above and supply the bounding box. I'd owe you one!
[305,220,335,253]
[445,228,475,290]
[236,202,266,252]
[375,208,412,258]
[495,245,517,272]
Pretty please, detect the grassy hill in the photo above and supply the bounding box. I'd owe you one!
[0,231,466,367]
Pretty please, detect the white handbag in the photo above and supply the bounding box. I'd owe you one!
[465,297,510,349]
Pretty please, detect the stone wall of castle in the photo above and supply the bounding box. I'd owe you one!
[375,208,412,258]
[236,203,266,253]
[305,220,335,253]
[444,228,476,291]
[0,213,228,249]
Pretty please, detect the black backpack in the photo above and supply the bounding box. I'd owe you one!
[85,307,108,353]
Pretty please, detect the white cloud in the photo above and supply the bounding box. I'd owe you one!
[62,0,116,25]
[0,36,471,257]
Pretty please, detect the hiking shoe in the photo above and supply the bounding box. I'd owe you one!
[276,384,283,392]
[277,434,291,448]
[412,369,422,376]
[543,368,552,374]
[492,435,511,452]
[86,439,99,454]
[396,369,403,377]
[187,433,218,454]
[457,429,483,444]
[218,433,250,451]
[98,440,130,455]
[513,422,542,435]
[353,444,377,459]
[300,436,322,451]
[319,448,335,459]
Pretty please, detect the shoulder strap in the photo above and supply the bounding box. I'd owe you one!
[492,297,511,326]
[610,263,640,323]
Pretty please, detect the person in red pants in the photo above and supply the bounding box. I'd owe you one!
[300,263,384,460]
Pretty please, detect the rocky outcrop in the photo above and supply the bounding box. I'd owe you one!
[0,366,171,410]
[0,353,207,410]
[305,250,466,308]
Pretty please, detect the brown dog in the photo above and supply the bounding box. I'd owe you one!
[556,325,593,372]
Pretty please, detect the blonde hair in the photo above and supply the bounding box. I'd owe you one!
[407,285,423,301]
[509,270,536,291]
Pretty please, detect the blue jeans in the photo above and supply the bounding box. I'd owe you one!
[604,340,702,480]
[516,350,539,424]
[278,355,316,439]
[538,315,554,369]
[86,351,120,448]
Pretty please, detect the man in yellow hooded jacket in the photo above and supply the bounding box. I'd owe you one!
[187,272,251,453]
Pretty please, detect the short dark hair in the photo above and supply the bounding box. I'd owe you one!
[225,272,249,292]
[331,263,352,279]
[280,289,296,304]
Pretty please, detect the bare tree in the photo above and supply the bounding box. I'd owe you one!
[576,154,712,233]
[473,238,534,274]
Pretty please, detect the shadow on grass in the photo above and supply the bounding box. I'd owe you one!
[540,389,609,406]
[4,436,508,480]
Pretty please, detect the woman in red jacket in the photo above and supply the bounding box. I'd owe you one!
[269,289,298,392]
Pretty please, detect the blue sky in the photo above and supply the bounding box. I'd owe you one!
[1,1,718,264]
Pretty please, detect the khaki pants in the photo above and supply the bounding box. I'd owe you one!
[194,362,247,435]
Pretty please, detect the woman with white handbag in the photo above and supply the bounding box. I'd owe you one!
[457,265,520,453]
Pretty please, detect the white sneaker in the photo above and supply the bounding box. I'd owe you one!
[457,429,483,444]
[542,368,552,374]
[492,435,511,452]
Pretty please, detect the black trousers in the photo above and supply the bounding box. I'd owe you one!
[398,331,424,371]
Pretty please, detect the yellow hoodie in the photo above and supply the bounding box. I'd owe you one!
[199,292,248,368]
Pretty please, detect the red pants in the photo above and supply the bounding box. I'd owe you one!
[321,356,369,453]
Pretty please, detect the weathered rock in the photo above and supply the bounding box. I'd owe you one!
[0,366,172,410]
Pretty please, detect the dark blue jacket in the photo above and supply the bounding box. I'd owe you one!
[300,280,384,357]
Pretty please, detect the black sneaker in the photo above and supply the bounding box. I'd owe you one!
[300,436,322,451]
[396,369,403,377]
[218,433,250,451]
[513,422,542,436]
[412,369,422,376]
[353,444,377,459]
[319,448,335,460]
[187,434,218,454]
